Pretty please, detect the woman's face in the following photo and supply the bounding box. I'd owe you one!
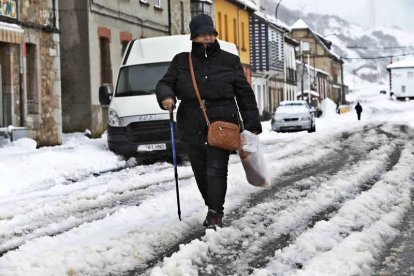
[193,33,216,46]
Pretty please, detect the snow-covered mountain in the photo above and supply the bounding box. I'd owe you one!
[267,3,414,87]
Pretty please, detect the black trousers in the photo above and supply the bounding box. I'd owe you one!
[357,112,361,120]
[185,143,230,214]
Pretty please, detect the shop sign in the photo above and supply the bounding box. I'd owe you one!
[0,0,17,19]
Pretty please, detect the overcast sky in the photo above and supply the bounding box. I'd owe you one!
[276,0,414,31]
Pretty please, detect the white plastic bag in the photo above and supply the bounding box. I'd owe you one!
[237,130,270,188]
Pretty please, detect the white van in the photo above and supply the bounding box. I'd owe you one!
[99,35,238,159]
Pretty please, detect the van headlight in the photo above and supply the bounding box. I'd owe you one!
[300,116,310,121]
[108,109,121,127]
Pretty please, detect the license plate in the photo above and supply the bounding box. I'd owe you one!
[137,143,167,152]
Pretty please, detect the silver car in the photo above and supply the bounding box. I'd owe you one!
[271,100,316,133]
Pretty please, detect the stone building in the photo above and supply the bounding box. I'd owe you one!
[59,0,191,138]
[0,0,62,146]
[290,19,345,105]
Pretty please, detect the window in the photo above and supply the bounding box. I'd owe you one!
[241,22,246,51]
[100,37,112,84]
[233,18,238,46]
[121,40,129,57]
[224,14,228,41]
[116,63,170,96]
[26,43,39,114]
[218,12,222,39]
[408,72,413,79]
[402,85,406,93]
[190,0,212,18]
[154,0,161,8]
[120,32,132,57]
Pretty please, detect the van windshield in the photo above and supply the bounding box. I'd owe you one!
[115,62,170,96]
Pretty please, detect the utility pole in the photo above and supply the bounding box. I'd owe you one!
[389,56,393,94]
[340,57,345,104]
[301,41,304,100]
[300,41,309,101]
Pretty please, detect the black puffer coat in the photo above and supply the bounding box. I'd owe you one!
[156,40,262,145]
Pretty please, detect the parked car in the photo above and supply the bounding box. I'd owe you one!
[271,100,316,133]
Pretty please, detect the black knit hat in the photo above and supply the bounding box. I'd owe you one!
[189,14,218,40]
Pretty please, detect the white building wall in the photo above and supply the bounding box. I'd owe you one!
[391,67,414,98]
[284,41,297,101]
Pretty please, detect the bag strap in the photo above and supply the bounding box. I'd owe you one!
[188,52,211,126]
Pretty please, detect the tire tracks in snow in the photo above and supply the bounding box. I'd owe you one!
[0,129,330,258]
[206,125,411,276]
[196,125,403,275]
[138,124,408,276]
[125,124,393,275]
[0,163,194,257]
[122,132,352,275]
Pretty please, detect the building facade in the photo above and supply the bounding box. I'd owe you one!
[387,57,414,100]
[249,10,286,118]
[214,0,255,82]
[290,19,345,105]
[284,35,298,102]
[1,0,62,146]
[59,0,178,138]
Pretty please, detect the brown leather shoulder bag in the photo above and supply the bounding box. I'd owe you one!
[188,53,241,151]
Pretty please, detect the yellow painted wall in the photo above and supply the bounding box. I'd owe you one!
[214,0,250,65]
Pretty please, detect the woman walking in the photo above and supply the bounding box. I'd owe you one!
[156,14,262,229]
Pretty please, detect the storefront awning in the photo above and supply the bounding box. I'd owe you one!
[0,21,23,44]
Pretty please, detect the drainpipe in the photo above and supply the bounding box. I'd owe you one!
[237,8,241,55]
[52,0,57,30]
[17,0,25,126]
[168,0,171,35]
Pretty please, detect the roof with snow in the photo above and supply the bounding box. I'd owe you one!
[232,0,257,11]
[387,57,414,69]
[291,19,309,30]
[252,11,291,32]
[290,18,342,63]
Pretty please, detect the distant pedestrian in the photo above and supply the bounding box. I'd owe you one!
[355,102,363,120]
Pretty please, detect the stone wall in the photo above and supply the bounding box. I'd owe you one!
[21,0,62,146]
[170,0,191,35]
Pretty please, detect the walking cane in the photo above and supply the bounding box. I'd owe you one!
[169,109,182,221]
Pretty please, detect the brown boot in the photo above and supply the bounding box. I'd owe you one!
[203,209,223,229]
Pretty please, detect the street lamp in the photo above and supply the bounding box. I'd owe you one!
[275,0,283,21]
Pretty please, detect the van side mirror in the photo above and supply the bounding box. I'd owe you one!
[99,84,113,106]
